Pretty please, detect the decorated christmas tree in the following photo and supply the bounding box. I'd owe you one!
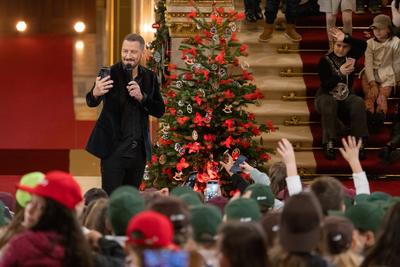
[146,2,274,194]
[146,0,170,83]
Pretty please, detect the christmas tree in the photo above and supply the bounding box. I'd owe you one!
[146,0,170,83]
[146,2,274,194]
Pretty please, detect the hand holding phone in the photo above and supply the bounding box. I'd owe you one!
[205,180,220,201]
[93,67,113,98]
[98,67,111,79]
[230,155,248,174]
[345,57,355,68]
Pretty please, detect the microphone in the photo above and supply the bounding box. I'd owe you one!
[125,64,133,82]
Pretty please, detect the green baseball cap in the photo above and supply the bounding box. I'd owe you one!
[16,172,45,208]
[355,192,392,205]
[108,186,145,235]
[190,204,222,243]
[170,186,194,197]
[224,198,261,222]
[179,192,202,208]
[244,184,275,212]
[368,191,391,203]
[345,202,385,233]
[354,193,369,205]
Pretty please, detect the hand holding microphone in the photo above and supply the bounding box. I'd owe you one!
[127,80,143,101]
[125,63,143,102]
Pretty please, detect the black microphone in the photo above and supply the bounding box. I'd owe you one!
[125,64,133,82]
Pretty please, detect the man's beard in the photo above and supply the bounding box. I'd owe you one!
[123,60,139,69]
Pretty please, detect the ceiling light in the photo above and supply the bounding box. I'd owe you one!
[16,21,27,32]
[74,21,86,33]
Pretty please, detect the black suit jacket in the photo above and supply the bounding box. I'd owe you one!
[86,62,165,160]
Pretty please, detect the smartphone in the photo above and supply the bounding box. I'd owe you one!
[143,249,188,267]
[98,67,111,79]
[184,172,197,188]
[230,155,248,174]
[345,57,355,67]
[205,180,219,202]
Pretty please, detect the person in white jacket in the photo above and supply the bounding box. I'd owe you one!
[361,14,400,132]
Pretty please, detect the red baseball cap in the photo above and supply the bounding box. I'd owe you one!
[16,171,83,210]
[125,210,175,248]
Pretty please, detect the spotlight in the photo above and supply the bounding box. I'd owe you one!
[74,21,86,33]
[16,21,27,32]
[75,40,84,50]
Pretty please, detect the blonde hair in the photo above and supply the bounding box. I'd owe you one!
[329,250,363,267]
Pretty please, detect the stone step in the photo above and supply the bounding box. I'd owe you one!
[249,99,310,125]
[260,125,314,148]
[240,47,303,76]
[252,75,307,100]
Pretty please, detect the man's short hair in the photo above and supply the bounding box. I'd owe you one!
[123,33,145,50]
[310,176,344,215]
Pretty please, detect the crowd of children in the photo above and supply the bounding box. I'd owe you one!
[0,136,398,267]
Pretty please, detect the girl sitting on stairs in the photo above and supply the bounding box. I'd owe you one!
[361,14,400,133]
[315,27,368,160]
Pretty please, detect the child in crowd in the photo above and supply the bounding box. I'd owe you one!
[318,0,354,49]
[321,216,363,267]
[218,222,270,267]
[361,14,400,132]
[269,192,330,266]
[361,202,400,266]
[124,210,179,267]
[0,171,93,267]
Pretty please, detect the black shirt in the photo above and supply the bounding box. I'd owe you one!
[118,65,145,157]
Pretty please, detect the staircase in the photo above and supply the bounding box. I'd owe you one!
[237,5,400,183]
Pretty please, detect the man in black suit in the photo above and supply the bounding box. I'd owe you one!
[86,33,165,194]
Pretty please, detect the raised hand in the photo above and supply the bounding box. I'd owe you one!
[339,136,363,173]
[277,138,296,165]
[277,138,297,177]
[329,27,345,42]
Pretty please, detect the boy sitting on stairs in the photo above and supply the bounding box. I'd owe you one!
[315,27,368,160]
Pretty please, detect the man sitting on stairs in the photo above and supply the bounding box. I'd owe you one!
[315,27,369,160]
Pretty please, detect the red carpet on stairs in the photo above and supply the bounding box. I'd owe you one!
[297,10,400,195]
[0,35,94,184]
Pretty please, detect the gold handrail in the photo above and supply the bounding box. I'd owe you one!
[280,68,361,77]
[281,92,313,101]
[284,116,394,126]
[281,92,400,101]
[280,68,318,77]
[277,44,326,53]
[284,116,318,126]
